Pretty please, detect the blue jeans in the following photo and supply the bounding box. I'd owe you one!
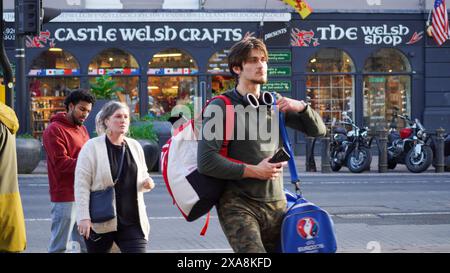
[48,202,87,253]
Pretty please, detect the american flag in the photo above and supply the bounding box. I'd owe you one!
[432,0,450,46]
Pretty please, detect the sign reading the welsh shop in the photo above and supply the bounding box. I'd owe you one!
[290,22,424,47]
[262,80,291,93]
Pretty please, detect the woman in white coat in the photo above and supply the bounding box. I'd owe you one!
[75,101,155,253]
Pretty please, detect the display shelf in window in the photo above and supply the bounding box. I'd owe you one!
[31,96,66,139]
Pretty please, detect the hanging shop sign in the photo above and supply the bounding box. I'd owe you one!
[290,22,424,47]
[268,66,292,77]
[262,80,291,93]
[269,51,292,62]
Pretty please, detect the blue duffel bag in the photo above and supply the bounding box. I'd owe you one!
[281,190,337,253]
[276,98,337,253]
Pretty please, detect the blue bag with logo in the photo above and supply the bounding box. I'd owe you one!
[275,96,337,253]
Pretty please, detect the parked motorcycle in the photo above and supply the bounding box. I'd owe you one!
[329,112,372,173]
[387,108,433,173]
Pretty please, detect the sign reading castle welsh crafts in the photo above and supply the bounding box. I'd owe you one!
[54,26,243,43]
[291,23,424,47]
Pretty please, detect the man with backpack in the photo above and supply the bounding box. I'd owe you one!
[197,37,326,253]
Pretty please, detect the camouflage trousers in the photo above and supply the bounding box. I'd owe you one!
[217,190,287,253]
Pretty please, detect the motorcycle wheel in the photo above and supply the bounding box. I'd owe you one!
[330,158,342,172]
[347,147,372,173]
[405,145,433,173]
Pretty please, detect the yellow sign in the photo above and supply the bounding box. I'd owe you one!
[0,85,5,104]
[281,0,313,19]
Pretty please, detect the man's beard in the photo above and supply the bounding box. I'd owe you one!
[251,77,267,85]
[71,113,83,126]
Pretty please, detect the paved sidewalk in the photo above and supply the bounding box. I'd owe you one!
[28,156,449,176]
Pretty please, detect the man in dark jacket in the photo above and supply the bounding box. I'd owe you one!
[197,37,326,253]
[43,89,95,253]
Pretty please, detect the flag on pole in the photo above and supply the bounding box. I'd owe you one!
[432,0,449,46]
[281,0,313,20]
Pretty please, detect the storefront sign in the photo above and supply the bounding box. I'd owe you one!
[42,25,245,46]
[268,67,292,77]
[262,80,291,93]
[269,51,292,62]
[291,22,424,47]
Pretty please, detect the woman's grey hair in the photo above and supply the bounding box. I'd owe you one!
[95,101,130,135]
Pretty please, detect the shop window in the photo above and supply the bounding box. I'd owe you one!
[363,48,411,131]
[207,49,235,96]
[28,49,80,139]
[306,48,355,128]
[88,48,140,116]
[147,49,198,117]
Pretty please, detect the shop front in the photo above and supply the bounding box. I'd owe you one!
[22,16,291,137]
[290,13,424,138]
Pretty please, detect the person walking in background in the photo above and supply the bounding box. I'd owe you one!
[75,101,155,253]
[42,89,95,253]
[0,102,26,252]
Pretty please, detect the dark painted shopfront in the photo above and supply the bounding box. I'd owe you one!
[22,20,292,140]
[13,12,450,154]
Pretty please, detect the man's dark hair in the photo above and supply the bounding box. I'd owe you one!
[228,37,268,79]
[64,89,96,111]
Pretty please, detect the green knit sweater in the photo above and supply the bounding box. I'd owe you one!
[197,90,326,202]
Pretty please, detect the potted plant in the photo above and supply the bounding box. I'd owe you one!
[15,134,41,174]
[85,75,125,137]
[128,120,160,172]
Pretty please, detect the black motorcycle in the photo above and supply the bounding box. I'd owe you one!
[387,109,433,173]
[330,112,372,173]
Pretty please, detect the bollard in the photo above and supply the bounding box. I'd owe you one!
[305,137,317,172]
[377,128,388,173]
[434,128,445,173]
[321,135,331,173]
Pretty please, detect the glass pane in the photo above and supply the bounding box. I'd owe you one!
[363,75,411,132]
[88,76,140,116]
[212,75,235,96]
[89,48,139,75]
[147,76,197,117]
[364,48,411,73]
[29,77,81,139]
[307,48,355,73]
[30,49,79,70]
[207,49,230,74]
[148,49,198,74]
[306,75,354,128]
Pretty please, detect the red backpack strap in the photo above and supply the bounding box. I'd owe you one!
[202,95,240,163]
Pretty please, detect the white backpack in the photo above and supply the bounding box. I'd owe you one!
[161,95,235,235]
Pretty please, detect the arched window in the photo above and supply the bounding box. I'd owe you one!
[207,49,235,96]
[363,48,411,131]
[147,49,198,117]
[88,48,140,116]
[305,48,355,128]
[28,49,81,139]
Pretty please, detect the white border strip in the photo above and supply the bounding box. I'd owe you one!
[4,12,291,22]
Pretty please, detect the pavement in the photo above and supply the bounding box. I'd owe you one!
[19,157,450,254]
[28,155,449,176]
